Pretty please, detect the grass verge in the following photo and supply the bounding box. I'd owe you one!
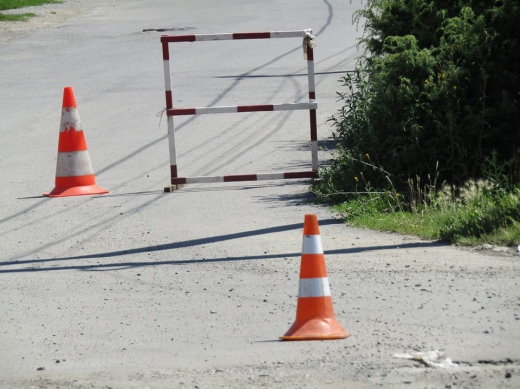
[336,204,520,246]
[0,11,33,20]
[324,178,520,247]
[0,0,61,22]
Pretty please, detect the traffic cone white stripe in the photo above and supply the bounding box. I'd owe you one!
[60,107,82,132]
[298,277,331,298]
[302,234,323,254]
[56,151,95,176]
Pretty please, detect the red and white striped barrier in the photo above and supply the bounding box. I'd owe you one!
[171,171,316,186]
[161,31,307,43]
[160,29,319,189]
[167,101,317,116]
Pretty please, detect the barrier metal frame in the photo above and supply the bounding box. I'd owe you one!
[160,30,318,190]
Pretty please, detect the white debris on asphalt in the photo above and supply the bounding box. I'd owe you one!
[393,350,458,368]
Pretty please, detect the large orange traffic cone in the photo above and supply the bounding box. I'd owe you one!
[280,214,350,341]
[44,87,108,197]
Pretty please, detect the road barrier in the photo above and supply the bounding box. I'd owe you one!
[160,29,319,191]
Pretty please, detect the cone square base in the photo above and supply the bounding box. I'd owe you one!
[280,333,350,341]
[44,184,108,198]
[280,317,351,341]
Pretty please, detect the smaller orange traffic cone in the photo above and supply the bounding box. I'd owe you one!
[44,87,108,197]
[280,214,350,341]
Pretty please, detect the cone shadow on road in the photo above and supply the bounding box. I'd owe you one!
[0,241,445,274]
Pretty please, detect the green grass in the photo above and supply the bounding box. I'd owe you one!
[330,182,520,247]
[339,207,520,246]
[340,211,442,240]
[0,0,61,10]
[0,0,61,22]
[0,11,33,20]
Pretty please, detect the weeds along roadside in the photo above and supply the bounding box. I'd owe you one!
[312,153,520,247]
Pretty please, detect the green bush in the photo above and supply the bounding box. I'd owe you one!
[315,0,520,201]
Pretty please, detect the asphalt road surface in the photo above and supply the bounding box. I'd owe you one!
[1,1,519,388]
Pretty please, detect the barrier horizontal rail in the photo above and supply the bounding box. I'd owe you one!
[167,101,318,117]
[160,31,308,43]
[171,171,318,185]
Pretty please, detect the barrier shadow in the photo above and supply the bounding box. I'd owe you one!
[0,241,445,274]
